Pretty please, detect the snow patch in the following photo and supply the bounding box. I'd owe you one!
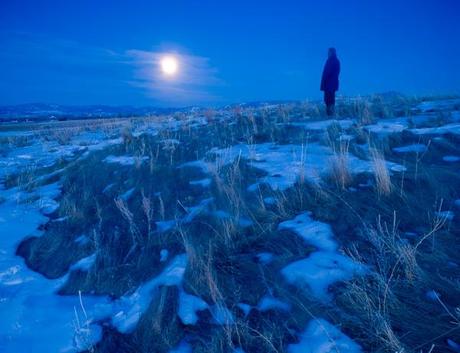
[178,160,210,174]
[447,338,460,353]
[156,220,176,233]
[189,178,212,187]
[409,123,460,136]
[70,254,97,272]
[237,303,252,316]
[443,155,460,162]
[416,99,460,113]
[256,252,274,264]
[263,196,276,205]
[425,290,440,302]
[160,249,169,262]
[74,234,90,245]
[0,183,110,353]
[119,187,135,201]
[365,118,408,135]
[169,340,193,353]
[392,144,427,153]
[178,290,209,325]
[111,254,187,333]
[278,212,337,252]
[281,251,367,301]
[183,198,214,223]
[436,210,454,221]
[102,183,115,193]
[257,295,290,312]
[285,119,354,131]
[103,155,148,166]
[288,318,362,353]
[212,143,405,191]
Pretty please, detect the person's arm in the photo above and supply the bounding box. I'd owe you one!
[320,60,331,90]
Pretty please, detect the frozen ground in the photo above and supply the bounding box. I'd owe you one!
[210,142,405,191]
[0,183,110,352]
[1,96,459,353]
[0,117,210,352]
[288,318,362,353]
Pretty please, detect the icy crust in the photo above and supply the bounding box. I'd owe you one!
[70,253,97,272]
[278,211,366,350]
[288,318,362,353]
[0,142,83,179]
[0,130,123,179]
[0,183,111,353]
[278,212,337,251]
[189,178,212,187]
[392,144,427,153]
[112,254,187,332]
[282,251,366,300]
[416,98,460,112]
[409,123,460,135]
[365,118,408,135]
[364,112,460,136]
[178,291,209,325]
[282,119,355,131]
[257,295,290,312]
[103,155,149,166]
[443,155,460,162]
[170,340,193,353]
[113,249,237,329]
[279,213,367,300]
[211,142,405,191]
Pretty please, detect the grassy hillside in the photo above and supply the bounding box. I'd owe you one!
[1,95,460,353]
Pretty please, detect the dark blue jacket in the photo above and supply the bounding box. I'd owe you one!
[320,55,340,92]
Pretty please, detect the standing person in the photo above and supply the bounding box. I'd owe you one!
[320,48,341,116]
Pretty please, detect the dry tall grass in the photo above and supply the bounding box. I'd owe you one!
[370,148,392,196]
[339,207,454,352]
[329,141,352,189]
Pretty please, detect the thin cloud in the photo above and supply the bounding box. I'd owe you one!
[126,49,223,105]
[0,32,223,106]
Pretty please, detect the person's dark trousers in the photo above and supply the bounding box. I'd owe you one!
[324,91,336,116]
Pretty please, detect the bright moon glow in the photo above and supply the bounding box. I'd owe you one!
[160,56,178,76]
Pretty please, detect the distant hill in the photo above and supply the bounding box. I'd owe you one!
[0,101,296,122]
[2,93,456,123]
[0,103,193,122]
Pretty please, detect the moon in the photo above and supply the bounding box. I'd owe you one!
[160,56,178,76]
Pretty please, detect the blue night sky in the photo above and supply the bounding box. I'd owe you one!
[1,0,459,107]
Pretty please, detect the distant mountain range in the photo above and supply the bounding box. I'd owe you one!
[0,103,197,122]
[0,101,295,122]
[2,93,452,123]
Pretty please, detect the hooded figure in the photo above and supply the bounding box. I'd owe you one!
[320,48,341,116]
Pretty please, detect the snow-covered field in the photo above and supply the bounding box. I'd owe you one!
[1,96,459,353]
